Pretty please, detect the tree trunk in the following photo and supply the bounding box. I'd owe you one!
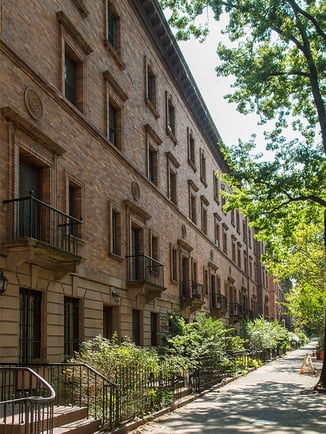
[315,210,326,390]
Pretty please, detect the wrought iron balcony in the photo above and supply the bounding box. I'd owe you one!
[2,194,82,269]
[181,280,204,301]
[229,303,244,318]
[211,293,228,311]
[126,254,165,300]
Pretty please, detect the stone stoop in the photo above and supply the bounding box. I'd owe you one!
[52,406,101,434]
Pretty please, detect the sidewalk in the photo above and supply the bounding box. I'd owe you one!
[130,343,326,434]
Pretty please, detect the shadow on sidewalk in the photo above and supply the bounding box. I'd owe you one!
[154,381,326,433]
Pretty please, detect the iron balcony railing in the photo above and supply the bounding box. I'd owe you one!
[229,303,244,317]
[127,255,164,288]
[0,366,55,434]
[3,193,82,255]
[211,294,228,310]
[181,281,204,300]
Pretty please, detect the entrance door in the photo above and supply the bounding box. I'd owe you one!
[19,160,41,237]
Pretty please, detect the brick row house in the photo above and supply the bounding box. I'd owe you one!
[0,0,279,365]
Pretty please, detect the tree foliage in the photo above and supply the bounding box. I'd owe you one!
[160,0,326,153]
[167,312,244,367]
[242,317,289,350]
[160,0,326,387]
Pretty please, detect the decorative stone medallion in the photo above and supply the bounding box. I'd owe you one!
[181,224,187,239]
[131,181,140,201]
[24,87,43,120]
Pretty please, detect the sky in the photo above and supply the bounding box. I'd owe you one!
[176,18,268,151]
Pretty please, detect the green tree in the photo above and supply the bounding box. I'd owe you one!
[160,0,326,388]
[160,0,326,154]
[269,216,326,337]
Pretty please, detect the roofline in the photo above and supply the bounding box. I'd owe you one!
[129,0,228,172]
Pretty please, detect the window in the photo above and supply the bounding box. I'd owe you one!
[166,152,179,205]
[145,124,161,186]
[64,46,85,111]
[190,192,197,223]
[248,228,252,248]
[243,219,248,243]
[231,209,235,226]
[111,208,121,256]
[68,178,83,238]
[169,169,177,204]
[150,233,159,260]
[221,184,226,208]
[222,224,228,254]
[188,180,198,224]
[165,92,176,142]
[107,9,117,48]
[249,256,253,278]
[187,128,196,169]
[132,309,141,346]
[203,268,208,295]
[200,149,207,186]
[64,52,77,106]
[64,296,80,357]
[109,103,117,145]
[103,71,127,150]
[237,242,242,268]
[244,251,248,275]
[144,58,158,117]
[170,245,178,282]
[213,173,219,203]
[211,274,217,308]
[214,216,220,247]
[57,11,93,113]
[150,312,159,346]
[232,237,236,262]
[104,2,124,68]
[148,146,158,185]
[19,289,42,363]
[236,210,240,233]
[201,196,209,235]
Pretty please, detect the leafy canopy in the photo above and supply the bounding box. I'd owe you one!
[160,0,326,153]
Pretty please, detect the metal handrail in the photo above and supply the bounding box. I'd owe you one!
[3,362,120,430]
[0,366,56,433]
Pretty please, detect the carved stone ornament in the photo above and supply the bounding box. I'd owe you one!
[181,224,187,239]
[131,181,140,201]
[24,87,43,120]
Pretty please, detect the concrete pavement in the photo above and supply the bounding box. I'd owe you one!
[130,343,326,433]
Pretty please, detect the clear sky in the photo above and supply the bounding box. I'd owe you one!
[177,20,268,151]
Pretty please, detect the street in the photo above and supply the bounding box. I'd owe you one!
[130,343,326,433]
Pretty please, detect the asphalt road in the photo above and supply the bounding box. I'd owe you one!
[130,343,326,434]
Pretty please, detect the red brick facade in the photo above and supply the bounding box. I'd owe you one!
[0,0,275,363]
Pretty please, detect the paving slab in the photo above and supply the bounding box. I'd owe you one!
[130,343,326,434]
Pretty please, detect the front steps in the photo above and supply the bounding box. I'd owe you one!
[52,406,101,434]
[0,406,101,434]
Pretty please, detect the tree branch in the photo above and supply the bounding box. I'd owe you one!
[286,0,326,42]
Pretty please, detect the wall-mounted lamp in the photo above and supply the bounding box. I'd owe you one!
[0,270,9,295]
[112,289,122,304]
